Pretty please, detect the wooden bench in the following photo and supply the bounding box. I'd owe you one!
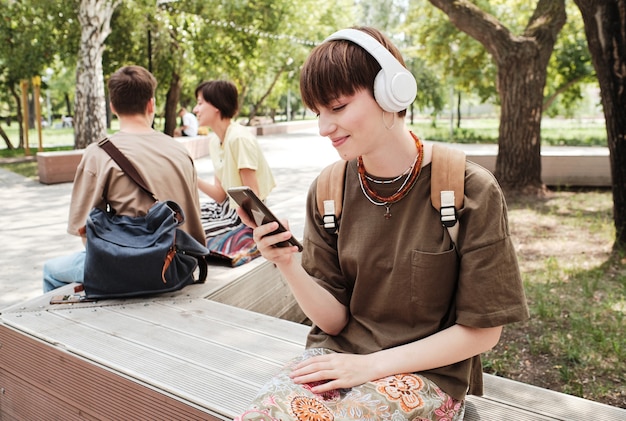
[1,259,624,420]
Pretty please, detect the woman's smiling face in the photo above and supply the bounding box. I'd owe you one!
[317,89,385,161]
[193,95,219,128]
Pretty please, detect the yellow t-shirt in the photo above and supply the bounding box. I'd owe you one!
[209,121,276,205]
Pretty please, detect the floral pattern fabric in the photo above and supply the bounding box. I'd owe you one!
[235,348,465,421]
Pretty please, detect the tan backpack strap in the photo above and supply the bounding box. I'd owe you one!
[431,143,466,242]
[316,160,348,234]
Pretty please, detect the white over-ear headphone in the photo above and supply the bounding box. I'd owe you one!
[324,28,417,113]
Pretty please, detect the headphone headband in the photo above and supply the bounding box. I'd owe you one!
[324,29,417,113]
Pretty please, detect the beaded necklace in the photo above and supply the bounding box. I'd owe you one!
[357,132,424,219]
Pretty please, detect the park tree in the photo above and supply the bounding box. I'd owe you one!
[409,1,595,127]
[542,2,595,116]
[188,0,353,123]
[574,0,626,250]
[0,0,74,149]
[425,0,566,194]
[408,8,495,128]
[74,0,121,149]
[355,0,448,122]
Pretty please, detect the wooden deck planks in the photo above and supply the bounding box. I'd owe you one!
[1,258,624,420]
[476,373,626,420]
[1,299,307,418]
[0,323,223,420]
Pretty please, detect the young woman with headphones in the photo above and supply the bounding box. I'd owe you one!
[236,26,528,420]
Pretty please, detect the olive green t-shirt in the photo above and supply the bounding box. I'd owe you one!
[302,158,529,401]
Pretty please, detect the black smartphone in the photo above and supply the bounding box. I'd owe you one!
[227,186,303,252]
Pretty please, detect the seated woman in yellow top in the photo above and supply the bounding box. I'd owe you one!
[193,80,276,265]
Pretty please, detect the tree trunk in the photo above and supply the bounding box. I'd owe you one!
[65,92,72,117]
[0,124,13,150]
[247,65,286,125]
[163,72,181,136]
[574,0,626,250]
[9,85,24,149]
[428,0,566,194]
[74,0,120,149]
[456,92,461,129]
[496,53,545,191]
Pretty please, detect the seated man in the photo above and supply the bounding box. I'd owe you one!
[42,65,205,293]
[173,107,199,137]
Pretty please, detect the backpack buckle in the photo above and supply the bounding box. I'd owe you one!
[440,190,457,228]
[323,200,339,234]
[440,205,457,228]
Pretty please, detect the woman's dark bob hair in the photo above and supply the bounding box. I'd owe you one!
[195,80,239,119]
[300,26,409,118]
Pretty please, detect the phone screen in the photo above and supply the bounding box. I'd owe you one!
[227,187,303,251]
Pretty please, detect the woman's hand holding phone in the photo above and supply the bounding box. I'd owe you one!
[229,187,303,264]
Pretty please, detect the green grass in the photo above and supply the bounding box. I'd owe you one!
[0,160,40,178]
[408,117,607,146]
[0,122,115,178]
[482,190,625,408]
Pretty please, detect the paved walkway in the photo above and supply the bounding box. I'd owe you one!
[0,127,338,310]
[1,126,607,310]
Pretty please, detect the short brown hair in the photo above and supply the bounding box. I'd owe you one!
[300,26,408,117]
[195,80,239,119]
[107,65,157,116]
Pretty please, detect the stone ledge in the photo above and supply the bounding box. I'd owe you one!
[36,149,84,185]
[464,148,610,187]
[35,136,213,185]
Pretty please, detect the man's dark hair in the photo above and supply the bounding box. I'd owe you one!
[108,65,157,116]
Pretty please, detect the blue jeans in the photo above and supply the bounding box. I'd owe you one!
[42,250,85,293]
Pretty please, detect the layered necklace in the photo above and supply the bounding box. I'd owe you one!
[357,132,424,219]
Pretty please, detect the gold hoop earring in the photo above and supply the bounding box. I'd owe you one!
[383,111,396,130]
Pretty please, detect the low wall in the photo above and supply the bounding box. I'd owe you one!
[37,150,84,185]
[174,135,211,159]
[255,120,318,135]
[35,136,213,185]
[34,131,611,188]
[463,147,611,187]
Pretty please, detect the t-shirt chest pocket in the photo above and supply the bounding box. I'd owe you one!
[411,248,459,307]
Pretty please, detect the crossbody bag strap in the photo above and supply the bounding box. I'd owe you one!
[98,138,158,202]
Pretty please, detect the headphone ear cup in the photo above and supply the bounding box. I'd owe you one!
[373,68,417,113]
[373,70,396,112]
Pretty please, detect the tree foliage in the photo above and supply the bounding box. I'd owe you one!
[418,0,567,194]
[543,2,595,117]
[0,0,76,148]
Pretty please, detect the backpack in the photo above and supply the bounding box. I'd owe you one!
[315,143,466,243]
